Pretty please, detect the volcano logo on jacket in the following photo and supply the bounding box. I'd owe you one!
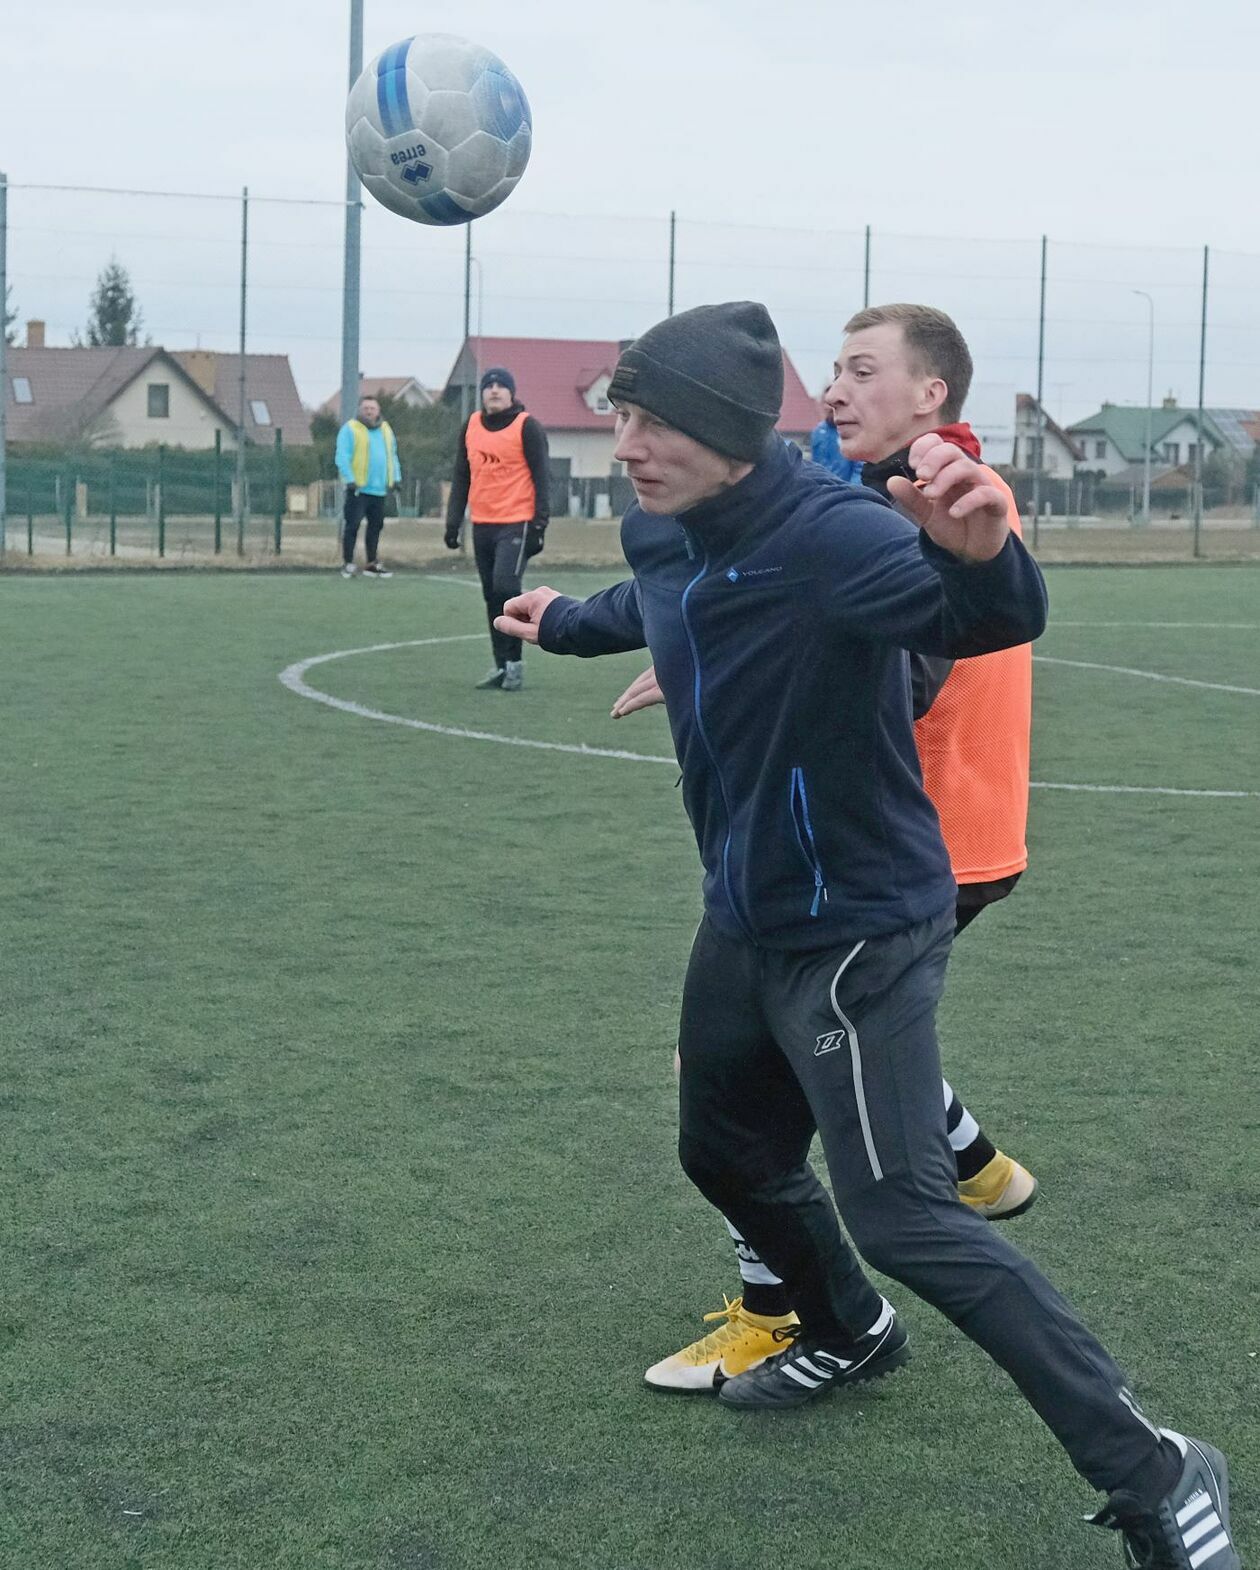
[727,566,783,584]
[814,1028,848,1057]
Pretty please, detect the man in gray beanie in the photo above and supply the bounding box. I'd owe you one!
[493,303,1237,1567]
[607,300,783,467]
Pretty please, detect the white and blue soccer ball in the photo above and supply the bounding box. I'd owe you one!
[345,33,532,226]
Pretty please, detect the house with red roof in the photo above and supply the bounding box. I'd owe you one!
[442,335,820,513]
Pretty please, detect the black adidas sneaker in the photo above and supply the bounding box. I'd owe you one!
[717,1307,909,1410]
[1088,1430,1240,1569]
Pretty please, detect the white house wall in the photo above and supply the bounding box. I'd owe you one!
[549,428,618,479]
[1157,416,1217,464]
[1071,432,1127,475]
[107,373,236,450]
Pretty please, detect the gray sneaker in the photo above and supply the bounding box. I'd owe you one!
[501,660,523,692]
[1088,1431,1240,1569]
[340,562,357,578]
[475,666,506,690]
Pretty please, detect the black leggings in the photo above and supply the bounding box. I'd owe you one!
[342,491,386,565]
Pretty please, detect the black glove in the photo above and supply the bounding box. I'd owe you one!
[524,521,546,559]
[444,524,462,550]
[344,482,357,497]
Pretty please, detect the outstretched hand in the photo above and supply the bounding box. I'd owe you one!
[887,434,1011,563]
[611,665,664,718]
[495,586,562,645]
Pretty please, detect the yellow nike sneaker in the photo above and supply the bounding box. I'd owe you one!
[645,1296,800,1391]
[958,1151,1038,1220]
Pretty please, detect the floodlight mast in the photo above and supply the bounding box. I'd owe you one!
[340,0,364,427]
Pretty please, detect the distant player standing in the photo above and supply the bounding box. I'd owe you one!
[445,368,550,691]
[335,395,400,578]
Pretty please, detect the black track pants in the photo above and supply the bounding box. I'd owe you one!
[474,522,529,664]
[677,911,1163,1492]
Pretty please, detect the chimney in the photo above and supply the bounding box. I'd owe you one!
[25,319,45,349]
[179,349,219,397]
[1162,394,1177,411]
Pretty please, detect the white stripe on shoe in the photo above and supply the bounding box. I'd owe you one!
[781,1365,824,1389]
[1190,1535,1231,1569]
[795,1356,833,1379]
[1185,1512,1224,1549]
[1178,1492,1214,1530]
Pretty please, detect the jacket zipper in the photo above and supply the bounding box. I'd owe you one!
[790,767,829,917]
[680,542,754,942]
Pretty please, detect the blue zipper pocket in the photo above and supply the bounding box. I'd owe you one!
[789,767,828,917]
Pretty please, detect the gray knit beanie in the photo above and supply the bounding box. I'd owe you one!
[608,301,783,461]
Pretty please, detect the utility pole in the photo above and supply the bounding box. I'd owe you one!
[1133,289,1155,525]
[340,0,364,425]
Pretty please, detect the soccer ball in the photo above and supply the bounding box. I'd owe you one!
[345,33,532,226]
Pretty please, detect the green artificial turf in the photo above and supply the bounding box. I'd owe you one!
[2,564,1257,1569]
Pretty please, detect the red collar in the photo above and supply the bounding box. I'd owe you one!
[932,422,982,459]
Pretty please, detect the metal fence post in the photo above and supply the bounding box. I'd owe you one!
[1032,235,1047,550]
[213,428,222,553]
[668,210,676,317]
[63,467,72,556]
[157,444,166,558]
[0,171,8,554]
[863,224,871,308]
[273,428,283,553]
[26,483,33,555]
[1193,245,1209,561]
[236,185,249,557]
[108,452,116,556]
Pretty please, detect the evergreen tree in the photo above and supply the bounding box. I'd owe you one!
[3,282,15,346]
[84,258,144,347]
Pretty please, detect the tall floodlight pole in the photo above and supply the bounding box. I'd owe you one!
[462,224,473,421]
[0,171,8,553]
[1133,289,1155,525]
[236,186,249,553]
[340,0,364,426]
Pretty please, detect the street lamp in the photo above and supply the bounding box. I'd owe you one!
[1132,290,1154,525]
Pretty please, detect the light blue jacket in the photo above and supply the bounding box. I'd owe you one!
[810,419,864,485]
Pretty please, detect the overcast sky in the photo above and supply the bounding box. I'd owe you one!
[4,0,1259,431]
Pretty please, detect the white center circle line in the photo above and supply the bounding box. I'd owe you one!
[279,639,1260,798]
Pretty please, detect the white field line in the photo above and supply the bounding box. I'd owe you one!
[1050,621,1259,630]
[279,636,1260,799]
[278,637,676,765]
[1033,655,1260,698]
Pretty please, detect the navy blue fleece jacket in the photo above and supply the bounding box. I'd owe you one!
[539,438,1047,949]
